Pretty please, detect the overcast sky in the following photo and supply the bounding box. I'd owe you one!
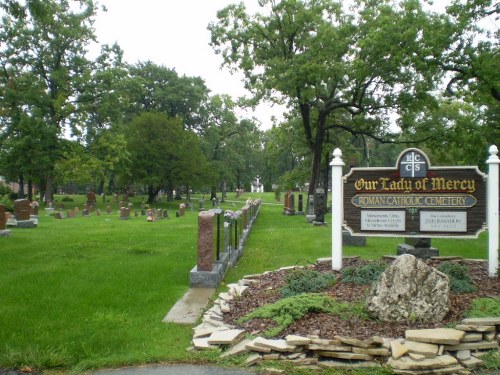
[92,0,283,129]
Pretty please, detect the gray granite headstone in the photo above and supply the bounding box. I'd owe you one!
[397,237,439,259]
[314,188,326,223]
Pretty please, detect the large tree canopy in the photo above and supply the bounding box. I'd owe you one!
[0,0,99,201]
[209,0,494,195]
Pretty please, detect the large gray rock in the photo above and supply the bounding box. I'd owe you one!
[366,254,450,322]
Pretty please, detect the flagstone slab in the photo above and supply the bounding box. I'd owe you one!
[461,317,500,326]
[403,340,439,357]
[208,329,245,345]
[455,324,495,332]
[388,354,458,370]
[444,340,499,351]
[390,340,409,360]
[391,364,466,374]
[458,356,483,369]
[220,338,251,358]
[405,328,465,345]
[285,335,311,346]
[253,337,297,353]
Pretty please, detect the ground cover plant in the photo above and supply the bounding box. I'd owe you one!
[0,192,496,374]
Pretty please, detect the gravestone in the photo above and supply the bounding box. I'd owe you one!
[199,198,205,211]
[14,199,30,221]
[306,194,315,223]
[67,210,75,218]
[0,204,11,236]
[0,204,6,230]
[14,199,36,228]
[162,209,169,219]
[283,192,291,215]
[96,209,101,216]
[82,206,90,216]
[179,204,185,216]
[297,194,304,215]
[314,188,326,224]
[342,230,366,246]
[87,191,96,205]
[29,202,39,216]
[286,193,296,215]
[397,237,439,259]
[120,207,130,220]
[54,212,65,219]
[197,210,216,271]
[106,206,112,214]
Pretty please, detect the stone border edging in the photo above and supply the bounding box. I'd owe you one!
[190,259,499,374]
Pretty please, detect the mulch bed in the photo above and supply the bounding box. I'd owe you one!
[223,258,499,340]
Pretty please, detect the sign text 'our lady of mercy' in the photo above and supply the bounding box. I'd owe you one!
[343,148,487,238]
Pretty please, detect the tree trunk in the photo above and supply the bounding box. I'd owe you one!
[45,174,54,204]
[147,185,156,204]
[18,174,25,199]
[221,180,226,202]
[27,179,33,201]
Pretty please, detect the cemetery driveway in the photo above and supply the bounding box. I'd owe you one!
[90,364,255,375]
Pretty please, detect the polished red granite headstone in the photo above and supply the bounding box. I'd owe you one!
[197,210,215,272]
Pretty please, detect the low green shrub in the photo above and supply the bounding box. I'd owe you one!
[238,293,369,337]
[437,262,477,293]
[466,298,500,318]
[280,268,335,298]
[0,184,13,196]
[61,196,74,202]
[0,194,13,211]
[341,261,388,285]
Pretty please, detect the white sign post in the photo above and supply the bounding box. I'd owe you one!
[330,148,345,270]
[486,145,499,277]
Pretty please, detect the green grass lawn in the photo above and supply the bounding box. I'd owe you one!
[0,192,493,373]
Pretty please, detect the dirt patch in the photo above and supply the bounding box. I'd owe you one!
[223,258,499,340]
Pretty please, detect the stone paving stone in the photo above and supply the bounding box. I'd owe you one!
[388,354,458,370]
[444,340,499,351]
[405,328,465,345]
[403,340,439,357]
[455,324,496,332]
[461,317,500,326]
[285,334,311,346]
[252,337,297,353]
[390,340,409,360]
[219,339,251,358]
[208,329,245,345]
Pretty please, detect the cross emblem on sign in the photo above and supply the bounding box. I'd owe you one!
[400,150,427,178]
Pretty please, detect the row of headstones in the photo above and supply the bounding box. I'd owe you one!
[197,200,262,273]
[283,189,327,223]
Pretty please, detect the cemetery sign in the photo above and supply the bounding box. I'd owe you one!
[343,148,487,238]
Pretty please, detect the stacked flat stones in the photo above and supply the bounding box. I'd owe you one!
[190,269,499,374]
[389,318,499,374]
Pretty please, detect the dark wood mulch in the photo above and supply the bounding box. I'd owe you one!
[223,258,499,340]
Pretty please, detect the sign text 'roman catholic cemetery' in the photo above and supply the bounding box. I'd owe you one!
[343,148,486,238]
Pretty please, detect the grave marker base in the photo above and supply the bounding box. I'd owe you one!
[0,229,12,237]
[397,243,439,259]
[16,219,37,228]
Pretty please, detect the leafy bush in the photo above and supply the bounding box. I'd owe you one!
[280,269,335,298]
[341,261,388,285]
[238,293,369,337]
[0,194,14,211]
[437,262,477,293]
[0,184,13,196]
[61,196,74,202]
